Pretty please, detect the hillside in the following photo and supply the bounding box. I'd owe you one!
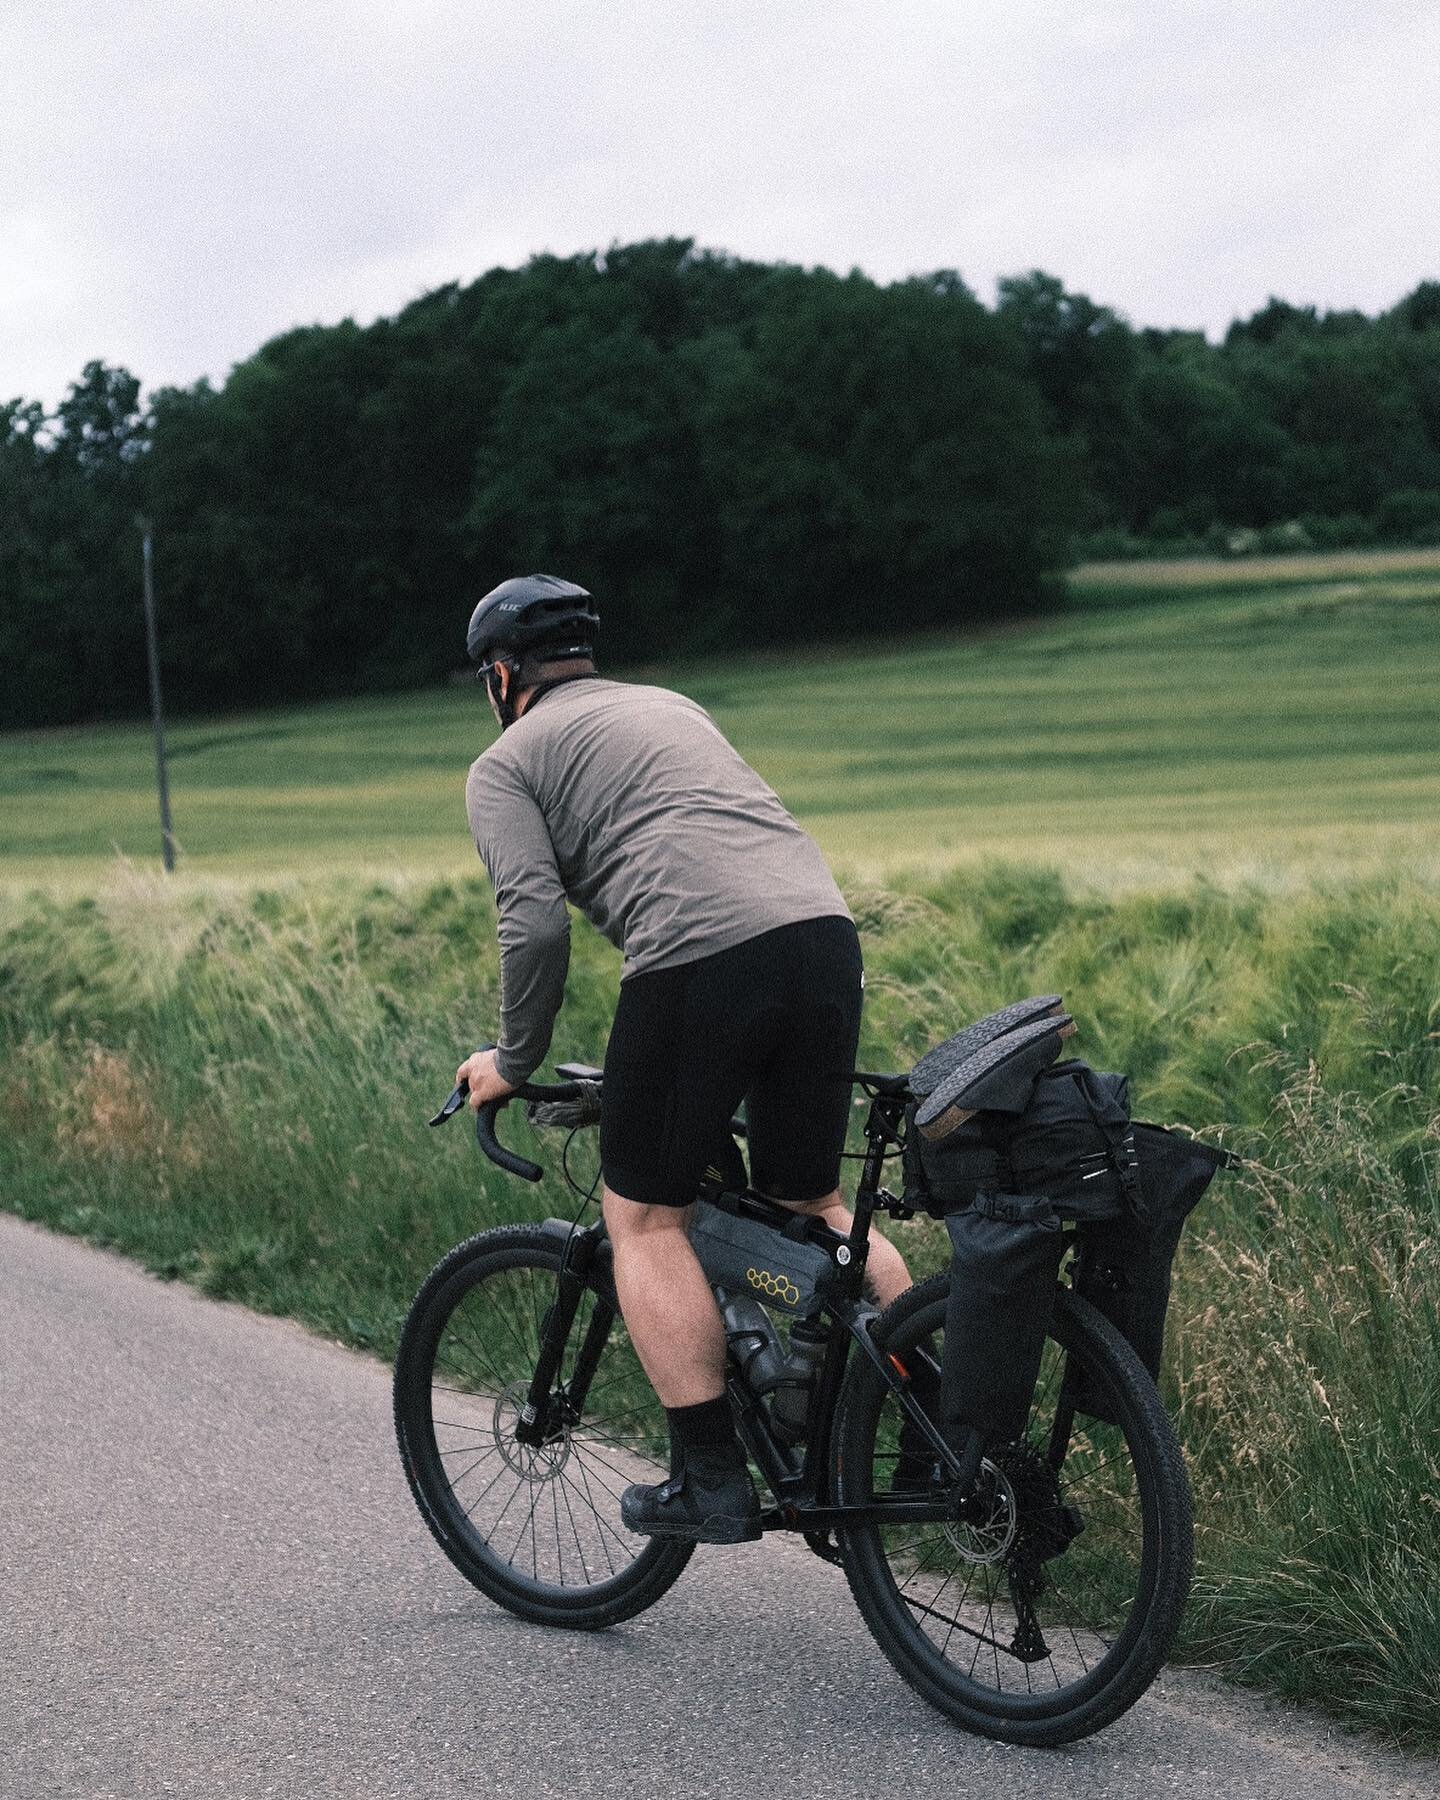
[3,553,1438,891]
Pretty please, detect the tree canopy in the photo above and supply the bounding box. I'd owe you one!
[3,242,1438,727]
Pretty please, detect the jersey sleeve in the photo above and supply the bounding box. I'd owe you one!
[466,753,571,1085]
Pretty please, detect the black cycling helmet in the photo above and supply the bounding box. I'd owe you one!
[466,574,599,731]
[466,573,599,669]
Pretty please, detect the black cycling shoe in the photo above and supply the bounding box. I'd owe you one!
[620,1456,762,1544]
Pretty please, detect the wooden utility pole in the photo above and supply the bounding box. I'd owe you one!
[137,517,176,872]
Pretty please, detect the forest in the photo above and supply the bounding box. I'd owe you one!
[3,238,1440,728]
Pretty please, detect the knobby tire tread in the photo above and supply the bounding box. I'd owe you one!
[833,1275,1193,1746]
[393,1224,693,1631]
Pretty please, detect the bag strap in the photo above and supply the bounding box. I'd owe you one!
[1133,1121,1245,1172]
[1069,1066,1146,1216]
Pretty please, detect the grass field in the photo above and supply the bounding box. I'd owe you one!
[2,550,1438,892]
[2,551,1438,1742]
[2,867,1437,1743]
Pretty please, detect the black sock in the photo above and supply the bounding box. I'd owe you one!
[666,1396,742,1473]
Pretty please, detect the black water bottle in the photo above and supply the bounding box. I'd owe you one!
[719,1292,787,1394]
[768,1316,829,1444]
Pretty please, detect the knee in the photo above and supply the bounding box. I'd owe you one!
[603,1185,692,1249]
[779,1188,846,1226]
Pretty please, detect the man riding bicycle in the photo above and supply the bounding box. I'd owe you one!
[457,574,911,1545]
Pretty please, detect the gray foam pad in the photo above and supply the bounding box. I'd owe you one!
[909,996,1065,1098]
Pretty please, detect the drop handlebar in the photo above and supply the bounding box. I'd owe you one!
[428,1044,584,1184]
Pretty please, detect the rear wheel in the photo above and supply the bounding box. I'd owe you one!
[394,1225,693,1628]
[834,1274,1193,1745]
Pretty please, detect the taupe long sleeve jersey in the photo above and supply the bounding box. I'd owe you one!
[465,677,851,1084]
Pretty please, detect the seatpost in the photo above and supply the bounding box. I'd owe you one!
[843,1094,902,1294]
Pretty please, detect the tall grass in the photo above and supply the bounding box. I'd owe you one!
[1177,1060,1440,1738]
[1,865,1437,1740]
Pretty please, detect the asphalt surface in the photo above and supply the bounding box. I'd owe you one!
[4,1212,1435,1800]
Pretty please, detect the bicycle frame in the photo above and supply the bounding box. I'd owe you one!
[514,1082,980,1549]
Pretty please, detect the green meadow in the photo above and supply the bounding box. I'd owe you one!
[2,553,1438,1742]
[3,551,1438,892]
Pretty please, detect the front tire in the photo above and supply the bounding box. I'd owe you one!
[394,1225,693,1629]
[834,1275,1193,1745]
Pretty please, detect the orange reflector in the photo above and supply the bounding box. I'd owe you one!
[888,1354,909,1379]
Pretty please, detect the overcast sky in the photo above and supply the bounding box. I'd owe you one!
[5,0,1438,409]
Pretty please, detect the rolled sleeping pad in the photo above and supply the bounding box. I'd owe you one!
[908,995,1065,1099]
[915,1012,1076,1143]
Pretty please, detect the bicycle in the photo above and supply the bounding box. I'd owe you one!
[393,1058,1194,1747]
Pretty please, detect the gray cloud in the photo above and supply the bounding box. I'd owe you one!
[4,0,1437,407]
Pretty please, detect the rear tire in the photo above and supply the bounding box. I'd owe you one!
[394,1226,693,1629]
[834,1274,1193,1745]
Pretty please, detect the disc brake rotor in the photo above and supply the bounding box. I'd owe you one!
[493,1383,572,1481]
[945,1456,1018,1565]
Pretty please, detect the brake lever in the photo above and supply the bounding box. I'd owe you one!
[428,1043,496,1126]
[428,1083,468,1127]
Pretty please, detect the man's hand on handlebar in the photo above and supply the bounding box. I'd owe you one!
[432,1049,583,1182]
[456,1047,517,1112]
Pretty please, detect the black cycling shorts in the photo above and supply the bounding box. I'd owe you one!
[600,915,864,1209]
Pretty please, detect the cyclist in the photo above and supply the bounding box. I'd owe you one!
[456,573,911,1544]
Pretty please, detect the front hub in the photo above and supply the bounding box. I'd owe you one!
[496,1383,572,1479]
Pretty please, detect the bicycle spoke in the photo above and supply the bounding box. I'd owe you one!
[444,1443,503,1492]
[472,1465,530,1536]
[931,1563,965,1658]
[579,1425,666,1467]
[437,1440,502,1469]
[441,1313,522,1392]
[985,1566,1001,1691]
[562,1462,621,1574]
[556,1463,593,1586]
[461,1275,534,1375]
[1067,1621,1092,1676]
[435,1330,511,1394]
[549,1477,564,1586]
[569,1441,632,1506]
[523,1269,545,1367]
[840,1274,1184,1726]
[505,1475,545,1565]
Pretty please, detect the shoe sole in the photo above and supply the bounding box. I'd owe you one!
[620,1506,763,1545]
[908,995,1065,1098]
[915,1012,1076,1141]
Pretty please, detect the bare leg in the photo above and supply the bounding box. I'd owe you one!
[602,1186,727,1408]
[781,1188,912,1308]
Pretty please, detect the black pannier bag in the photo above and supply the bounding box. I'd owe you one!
[905,1057,1139,1227]
[1006,1062,1140,1222]
[1072,1125,1234,1385]
[901,1111,1004,1213]
[939,1191,1065,1454]
[905,999,1238,1451]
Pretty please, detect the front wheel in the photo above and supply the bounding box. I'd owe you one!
[393,1225,693,1629]
[834,1275,1193,1745]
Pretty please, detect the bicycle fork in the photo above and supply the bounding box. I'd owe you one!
[514,1220,615,1448]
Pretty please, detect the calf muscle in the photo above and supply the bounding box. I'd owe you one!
[602,1187,728,1408]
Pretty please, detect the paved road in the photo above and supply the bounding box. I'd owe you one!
[4,1213,1434,1800]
